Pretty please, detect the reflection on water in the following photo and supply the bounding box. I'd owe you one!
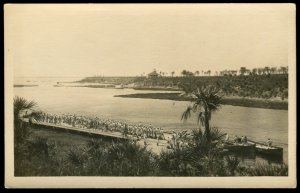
[13,77,288,164]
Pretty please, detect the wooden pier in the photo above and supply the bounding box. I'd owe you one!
[22,119,129,141]
[22,118,172,154]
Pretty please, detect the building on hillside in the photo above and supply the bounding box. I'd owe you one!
[148,70,159,78]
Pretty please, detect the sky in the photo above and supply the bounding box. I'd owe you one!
[5,4,294,77]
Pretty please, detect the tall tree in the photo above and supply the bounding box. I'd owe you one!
[271,67,277,75]
[264,66,270,75]
[207,70,211,76]
[181,86,223,142]
[280,66,287,74]
[171,71,175,77]
[239,67,246,76]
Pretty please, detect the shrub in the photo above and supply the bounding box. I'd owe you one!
[239,163,288,176]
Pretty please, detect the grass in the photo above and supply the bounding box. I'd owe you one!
[239,162,289,176]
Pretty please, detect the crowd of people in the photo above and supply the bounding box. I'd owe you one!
[31,112,166,141]
[29,111,275,150]
[233,135,248,144]
[230,134,272,147]
[166,130,193,150]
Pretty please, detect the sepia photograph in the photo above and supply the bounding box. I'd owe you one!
[4,4,296,188]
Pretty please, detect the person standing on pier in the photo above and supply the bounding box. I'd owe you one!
[143,132,148,146]
[159,128,165,140]
[156,128,160,146]
[224,133,229,143]
[233,135,239,144]
[124,124,128,137]
[267,138,272,148]
[172,131,177,149]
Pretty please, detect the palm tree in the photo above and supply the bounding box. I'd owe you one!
[207,70,211,76]
[280,66,287,74]
[194,71,200,76]
[171,71,175,77]
[270,67,277,75]
[264,66,270,75]
[181,85,223,142]
[14,96,37,144]
[239,67,246,76]
[14,96,37,122]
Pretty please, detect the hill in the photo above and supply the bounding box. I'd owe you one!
[78,74,288,100]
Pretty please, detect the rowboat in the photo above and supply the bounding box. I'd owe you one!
[222,141,256,153]
[248,140,283,158]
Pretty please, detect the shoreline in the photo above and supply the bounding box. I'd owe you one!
[115,93,288,110]
[14,84,38,87]
[26,119,285,159]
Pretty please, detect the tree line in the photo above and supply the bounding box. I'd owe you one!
[135,74,288,100]
[153,66,289,77]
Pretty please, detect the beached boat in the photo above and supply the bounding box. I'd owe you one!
[222,141,256,153]
[248,140,283,157]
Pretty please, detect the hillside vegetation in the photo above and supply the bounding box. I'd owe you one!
[78,74,288,100]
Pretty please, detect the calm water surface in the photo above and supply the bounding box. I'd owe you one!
[14,77,288,164]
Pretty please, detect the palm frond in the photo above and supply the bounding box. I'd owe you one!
[14,96,37,118]
[192,103,200,112]
[181,106,192,121]
[209,127,226,141]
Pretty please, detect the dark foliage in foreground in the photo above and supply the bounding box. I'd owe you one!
[14,126,288,177]
[15,135,158,176]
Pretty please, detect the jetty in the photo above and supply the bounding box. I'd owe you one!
[22,118,170,154]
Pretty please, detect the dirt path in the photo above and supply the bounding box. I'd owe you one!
[136,136,171,155]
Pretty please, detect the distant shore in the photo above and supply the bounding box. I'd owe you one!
[133,87,182,91]
[115,93,288,110]
[64,84,115,88]
[14,84,38,87]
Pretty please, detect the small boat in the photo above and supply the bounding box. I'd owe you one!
[248,140,283,158]
[115,84,124,89]
[222,141,256,153]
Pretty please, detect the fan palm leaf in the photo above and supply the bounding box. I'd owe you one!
[14,96,37,120]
